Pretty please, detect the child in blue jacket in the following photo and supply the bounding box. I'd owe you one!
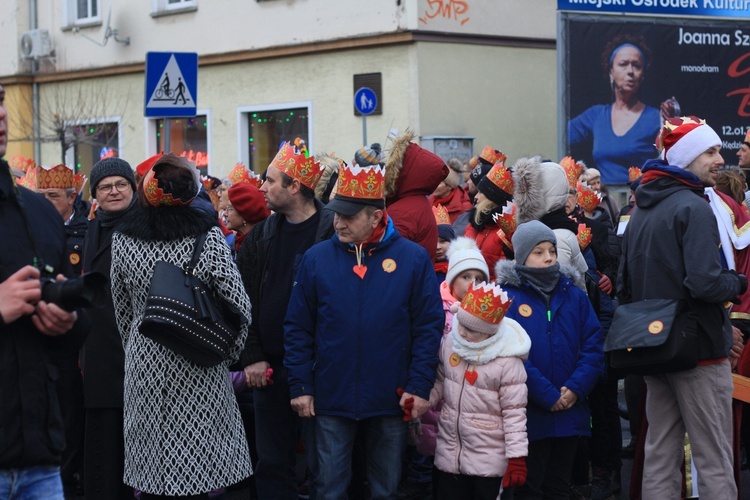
[494,220,603,499]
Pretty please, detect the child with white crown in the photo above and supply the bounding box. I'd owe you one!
[430,280,531,499]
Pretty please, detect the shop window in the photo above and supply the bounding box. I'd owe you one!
[155,115,209,176]
[65,120,120,178]
[246,107,310,173]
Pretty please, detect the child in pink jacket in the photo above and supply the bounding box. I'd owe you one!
[430,281,531,500]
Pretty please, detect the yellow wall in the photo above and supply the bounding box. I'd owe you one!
[4,83,35,161]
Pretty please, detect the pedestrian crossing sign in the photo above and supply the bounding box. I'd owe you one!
[145,52,198,118]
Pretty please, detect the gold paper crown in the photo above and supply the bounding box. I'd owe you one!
[577,223,593,251]
[37,164,75,190]
[336,164,386,202]
[577,182,602,212]
[479,146,507,166]
[460,281,513,325]
[270,142,324,190]
[433,204,450,225]
[560,156,585,188]
[485,162,514,196]
[628,166,642,183]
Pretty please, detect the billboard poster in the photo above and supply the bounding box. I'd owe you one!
[562,16,750,185]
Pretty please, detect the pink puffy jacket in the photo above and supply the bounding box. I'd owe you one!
[430,320,529,478]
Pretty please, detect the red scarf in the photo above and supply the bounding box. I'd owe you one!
[433,261,449,274]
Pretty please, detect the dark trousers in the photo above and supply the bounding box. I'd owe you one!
[514,437,579,499]
[83,407,133,500]
[589,377,622,472]
[437,471,502,500]
[252,364,317,500]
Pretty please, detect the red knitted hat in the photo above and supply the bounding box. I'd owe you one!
[228,183,270,224]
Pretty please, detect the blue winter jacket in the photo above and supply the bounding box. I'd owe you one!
[495,260,604,440]
[284,218,444,419]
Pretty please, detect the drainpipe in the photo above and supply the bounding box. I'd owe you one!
[30,0,41,162]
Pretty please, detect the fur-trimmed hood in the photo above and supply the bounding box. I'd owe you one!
[384,129,447,202]
[494,259,585,290]
[116,205,219,241]
[513,156,569,223]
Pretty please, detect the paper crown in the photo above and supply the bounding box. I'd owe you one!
[577,182,602,212]
[628,166,642,183]
[433,204,451,225]
[10,155,36,174]
[201,175,221,191]
[73,174,87,195]
[37,164,75,190]
[479,146,507,166]
[335,164,386,203]
[136,153,164,177]
[492,201,518,249]
[142,155,200,207]
[227,163,263,188]
[460,281,513,326]
[577,223,593,251]
[560,156,585,188]
[16,166,38,190]
[484,162,514,196]
[270,142,324,190]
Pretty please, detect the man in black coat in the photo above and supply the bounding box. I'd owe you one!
[0,81,88,497]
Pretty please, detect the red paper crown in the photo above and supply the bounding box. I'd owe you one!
[479,146,507,166]
[73,174,88,195]
[336,164,385,202]
[485,162,514,196]
[37,164,75,190]
[492,201,517,237]
[143,168,194,207]
[10,155,36,173]
[628,166,642,183]
[577,223,593,251]
[16,166,38,190]
[270,142,324,190]
[460,281,513,325]
[433,204,450,225]
[228,163,250,186]
[577,182,602,212]
[560,156,585,188]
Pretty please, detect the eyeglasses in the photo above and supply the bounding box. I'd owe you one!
[96,180,131,194]
[224,206,235,213]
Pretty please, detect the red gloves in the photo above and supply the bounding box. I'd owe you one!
[502,457,527,488]
[396,388,414,422]
[597,272,613,296]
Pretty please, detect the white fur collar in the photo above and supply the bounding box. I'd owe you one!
[450,316,531,364]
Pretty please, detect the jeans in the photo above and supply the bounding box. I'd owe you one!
[0,466,63,500]
[253,364,317,500]
[316,415,407,500]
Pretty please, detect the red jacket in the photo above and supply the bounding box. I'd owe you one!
[464,221,506,281]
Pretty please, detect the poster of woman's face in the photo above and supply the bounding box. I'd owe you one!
[564,16,750,185]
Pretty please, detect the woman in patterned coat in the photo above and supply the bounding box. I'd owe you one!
[111,154,252,498]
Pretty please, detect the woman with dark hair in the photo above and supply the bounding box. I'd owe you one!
[110,153,253,499]
[568,34,678,184]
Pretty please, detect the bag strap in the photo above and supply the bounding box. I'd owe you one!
[188,232,208,272]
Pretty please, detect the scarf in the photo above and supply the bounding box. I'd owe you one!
[450,321,506,365]
[95,194,139,228]
[516,263,561,301]
[641,158,703,189]
[432,188,459,207]
[539,207,578,234]
[434,260,449,275]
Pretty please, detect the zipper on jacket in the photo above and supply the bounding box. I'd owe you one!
[455,361,468,473]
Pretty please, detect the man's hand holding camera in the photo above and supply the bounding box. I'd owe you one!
[0,265,77,336]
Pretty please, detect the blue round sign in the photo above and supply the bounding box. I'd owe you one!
[354,87,378,115]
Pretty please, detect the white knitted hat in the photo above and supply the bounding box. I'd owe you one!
[445,237,489,288]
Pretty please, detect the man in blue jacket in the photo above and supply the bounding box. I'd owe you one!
[284,162,444,499]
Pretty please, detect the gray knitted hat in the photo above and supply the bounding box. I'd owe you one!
[512,220,557,266]
[90,157,136,197]
[354,143,382,167]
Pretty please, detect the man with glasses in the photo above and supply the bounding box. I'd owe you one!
[81,157,138,499]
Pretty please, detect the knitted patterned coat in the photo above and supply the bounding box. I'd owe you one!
[111,206,252,495]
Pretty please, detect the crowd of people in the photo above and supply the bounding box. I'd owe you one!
[3,73,750,500]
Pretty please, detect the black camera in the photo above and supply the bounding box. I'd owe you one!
[41,271,108,312]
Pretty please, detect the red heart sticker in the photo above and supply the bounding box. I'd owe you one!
[464,370,478,385]
[353,265,367,279]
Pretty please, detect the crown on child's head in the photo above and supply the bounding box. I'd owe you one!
[270,142,325,190]
[576,182,602,212]
[560,156,585,188]
[460,281,513,326]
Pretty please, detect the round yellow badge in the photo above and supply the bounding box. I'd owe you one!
[382,259,397,273]
[648,321,664,334]
[69,253,80,266]
[449,353,461,367]
[519,304,532,317]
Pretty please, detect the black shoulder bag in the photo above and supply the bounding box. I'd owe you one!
[139,233,247,367]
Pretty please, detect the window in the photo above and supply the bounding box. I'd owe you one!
[240,105,311,173]
[64,0,100,27]
[155,115,209,176]
[151,0,197,17]
[64,120,120,178]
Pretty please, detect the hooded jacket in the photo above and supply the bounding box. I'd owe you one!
[495,260,603,440]
[619,159,742,360]
[385,131,448,262]
[430,316,530,477]
[284,217,444,418]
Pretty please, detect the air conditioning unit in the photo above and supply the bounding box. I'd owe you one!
[20,29,53,60]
